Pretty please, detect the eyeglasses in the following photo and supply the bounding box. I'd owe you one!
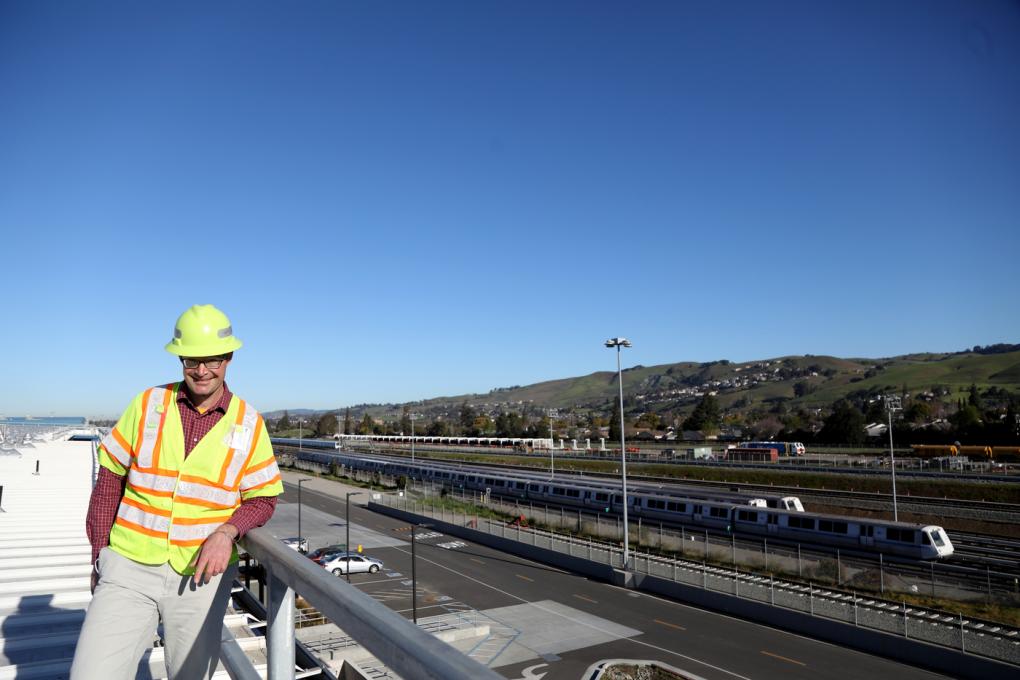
[181,356,227,370]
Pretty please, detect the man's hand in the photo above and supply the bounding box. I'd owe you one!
[91,569,99,594]
[192,524,237,585]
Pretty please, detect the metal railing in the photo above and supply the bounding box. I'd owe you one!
[229,527,503,680]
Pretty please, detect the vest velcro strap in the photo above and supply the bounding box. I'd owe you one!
[239,458,280,491]
[176,478,240,509]
[101,427,133,468]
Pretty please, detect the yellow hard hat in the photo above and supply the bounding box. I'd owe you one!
[165,304,243,357]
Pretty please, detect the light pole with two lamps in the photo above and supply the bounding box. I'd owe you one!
[885,395,902,522]
[345,491,364,582]
[410,522,433,624]
[605,337,632,569]
[548,409,556,478]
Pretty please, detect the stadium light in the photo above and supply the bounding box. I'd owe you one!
[605,337,632,569]
[886,395,902,522]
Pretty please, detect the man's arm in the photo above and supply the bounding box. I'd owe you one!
[85,466,126,591]
[192,496,277,584]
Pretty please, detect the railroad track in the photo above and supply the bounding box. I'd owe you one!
[276,443,1020,521]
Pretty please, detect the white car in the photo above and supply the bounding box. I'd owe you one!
[320,552,383,576]
[282,537,308,553]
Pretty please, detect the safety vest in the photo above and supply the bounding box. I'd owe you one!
[98,382,283,574]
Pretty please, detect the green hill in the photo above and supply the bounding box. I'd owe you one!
[267,348,1020,424]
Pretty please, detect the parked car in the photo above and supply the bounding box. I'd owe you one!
[281,537,308,553]
[307,544,347,562]
[320,552,383,576]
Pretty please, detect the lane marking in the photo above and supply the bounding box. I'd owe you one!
[573,594,597,604]
[386,546,753,680]
[516,574,534,582]
[470,558,486,565]
[654,619,686,631]
[760,651,805,666]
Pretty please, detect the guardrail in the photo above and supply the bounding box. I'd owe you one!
[227,527,503,680]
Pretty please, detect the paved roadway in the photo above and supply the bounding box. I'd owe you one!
[266,472,951,680]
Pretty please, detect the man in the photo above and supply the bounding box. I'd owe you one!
[71,304,283,680]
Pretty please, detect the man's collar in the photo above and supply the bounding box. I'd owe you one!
[177,381,232,413]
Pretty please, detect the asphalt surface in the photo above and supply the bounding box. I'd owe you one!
[270,473,952,680]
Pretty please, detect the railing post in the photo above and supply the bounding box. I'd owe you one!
[266,566,296,680]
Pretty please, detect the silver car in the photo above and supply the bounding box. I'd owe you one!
[320,551,383,576]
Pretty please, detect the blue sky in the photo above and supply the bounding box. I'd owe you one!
[1,1,1018,418]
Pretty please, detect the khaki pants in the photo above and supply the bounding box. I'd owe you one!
[70,547,237,680]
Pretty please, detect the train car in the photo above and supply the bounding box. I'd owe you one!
[739,441,805,456]
[910,444,958,457]
[957,445,993,459]
[730,507,954,559]
[992,446,1020,462]
[726,447,779,463]
[281,444,951,559]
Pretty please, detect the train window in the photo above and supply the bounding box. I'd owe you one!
[931,530,945,547]
[736,510,757,522]
[515,482,525,490]
[818,520,848,534]
[566,489,580,498]
[553,487,565,496]
[788,516,816,530]
[667,501,686,513]
[921,532,932,545]
[886,528,916,543]
[594,492,609,502]
[647,499,666,510]
[709,507,729,518]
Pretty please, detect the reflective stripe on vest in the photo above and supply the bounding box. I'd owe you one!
[240,455,281,491]
[101,427,133,469]
[135,386,174,469]
[128,467,178,496]
[168,514,234,546]
[216,401,260,488]
[116,497,171,538]
[176,475,240,509]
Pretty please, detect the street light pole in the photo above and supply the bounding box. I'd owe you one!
[411,523,418,623]
[411,413,415,465]
[886,395,902,522]
[297,477,311,553]
[605,337,632,569]
[549,410,555,479]
[298,418,303,451]
[345,491,363,583]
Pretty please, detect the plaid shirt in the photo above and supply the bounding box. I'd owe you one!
[86,382,277,564]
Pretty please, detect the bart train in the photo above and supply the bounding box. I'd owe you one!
[275,439,954,560]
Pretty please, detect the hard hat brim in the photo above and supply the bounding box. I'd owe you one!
[165,336,243,357]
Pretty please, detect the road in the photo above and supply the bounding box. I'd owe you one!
[267,473,950,680]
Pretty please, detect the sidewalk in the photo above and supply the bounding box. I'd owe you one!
[280,468,383,506]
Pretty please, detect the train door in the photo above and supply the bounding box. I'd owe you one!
[767,513,779,533]
[859,524,875,547]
